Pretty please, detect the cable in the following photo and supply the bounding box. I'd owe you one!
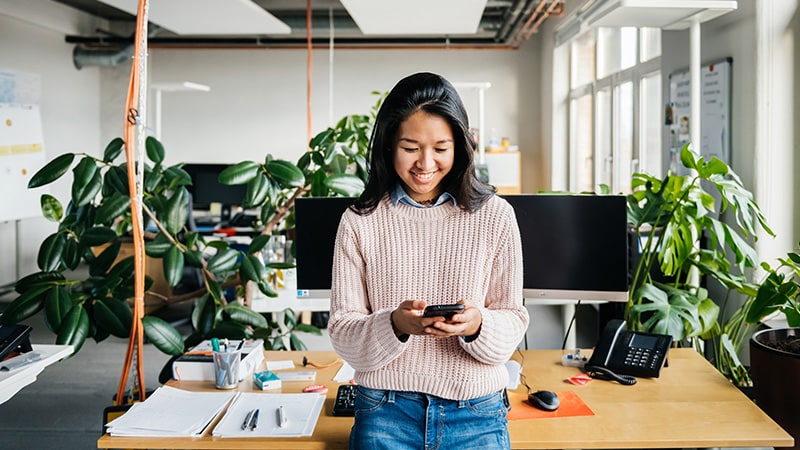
[560,300,581,350]
[584,364,637,385]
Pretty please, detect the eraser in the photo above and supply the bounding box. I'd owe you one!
[253,370,282,390]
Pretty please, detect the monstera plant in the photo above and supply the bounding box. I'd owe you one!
[625,144,773,379]
[0,92,383,357]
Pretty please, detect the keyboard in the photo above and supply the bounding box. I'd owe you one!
[332,384,357,416]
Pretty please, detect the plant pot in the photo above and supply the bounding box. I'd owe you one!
[750,327,800,450]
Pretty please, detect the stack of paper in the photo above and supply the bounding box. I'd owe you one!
[212,392,325,438]
[105,386,236,437]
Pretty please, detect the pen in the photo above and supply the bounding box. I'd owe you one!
[249,408,260,431]
[241,409,255,430]
[277,405,288,428]
[236,340,245,351]
[0,352,42,372]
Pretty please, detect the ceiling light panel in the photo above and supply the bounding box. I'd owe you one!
[98,0,290,35]
[340,0,488,35]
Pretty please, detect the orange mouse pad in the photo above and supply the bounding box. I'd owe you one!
[506,390,594,420]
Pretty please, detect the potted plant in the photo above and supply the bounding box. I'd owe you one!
[0,93,382,359]
[625,143,773,359]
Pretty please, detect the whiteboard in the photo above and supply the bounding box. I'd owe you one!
[0,70,48,222]
[667,58,732,175]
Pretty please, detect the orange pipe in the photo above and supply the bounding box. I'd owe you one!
[307,0,313,146]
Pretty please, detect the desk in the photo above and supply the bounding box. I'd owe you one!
[0,344,74,405]
[97,348,792,449]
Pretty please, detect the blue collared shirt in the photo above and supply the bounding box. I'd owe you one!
[390,183,456,208]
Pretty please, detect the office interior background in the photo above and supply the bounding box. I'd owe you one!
[1,0,799,349]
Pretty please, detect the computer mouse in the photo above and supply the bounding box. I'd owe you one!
[528,390,560,411]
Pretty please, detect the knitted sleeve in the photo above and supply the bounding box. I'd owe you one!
[327,210,407,371]
[458,200,529,364]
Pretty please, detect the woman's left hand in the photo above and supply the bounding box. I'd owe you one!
[425,300,482,338]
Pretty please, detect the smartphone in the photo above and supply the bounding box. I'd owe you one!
[422,304,465,319]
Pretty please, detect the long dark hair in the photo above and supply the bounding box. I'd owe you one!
[353,72,495,215]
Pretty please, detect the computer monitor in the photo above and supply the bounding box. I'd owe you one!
[294,194,631,302]
[182,164,248,221]
[294,197,356,298]
[504,194,630,302]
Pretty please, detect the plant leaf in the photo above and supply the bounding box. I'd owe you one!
[163,245,185,286]
[80,226,118,247]
[28,153,75,188]
[56,304,90,352]
[95,193,131,225]
[219,161,260,185]
[145,136,165,164]
[93,297,132,338]
[40,194,63,222]
[102,137,125,162]
[43,286,73,333]
[324,173,365,196]
[164,188,189,235]
[192,294,216,335]
[142,315,184,355]
[206,249,239,273]
[37,232,66,272]
[224,303,268,328]
[0,285,49,324]
[267,159,305,188]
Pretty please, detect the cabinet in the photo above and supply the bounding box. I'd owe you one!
[481,152,521,194]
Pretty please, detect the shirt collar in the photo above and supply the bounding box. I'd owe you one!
[390,183,456,208]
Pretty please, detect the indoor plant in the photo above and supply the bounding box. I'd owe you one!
[625,143,773,358]
[0,94,382,357]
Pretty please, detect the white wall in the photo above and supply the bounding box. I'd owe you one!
[0,1,105,284]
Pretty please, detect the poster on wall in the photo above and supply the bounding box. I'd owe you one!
[0,70,48,222]
[666,58,732,175]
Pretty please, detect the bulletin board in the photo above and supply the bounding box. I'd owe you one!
[667,58,732,175]
[0,70,48,222]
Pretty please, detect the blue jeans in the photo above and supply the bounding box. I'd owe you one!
[349,386,510,450]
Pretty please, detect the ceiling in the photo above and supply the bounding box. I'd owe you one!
[51,0,564,49]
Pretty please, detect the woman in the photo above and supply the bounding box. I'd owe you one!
[328,72,529,449]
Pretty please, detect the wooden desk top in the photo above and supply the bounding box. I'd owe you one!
[98,348,793,450]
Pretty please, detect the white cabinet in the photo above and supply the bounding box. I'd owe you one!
[480,152,521,194]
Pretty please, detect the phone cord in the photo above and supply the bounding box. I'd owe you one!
[584,365,638,386]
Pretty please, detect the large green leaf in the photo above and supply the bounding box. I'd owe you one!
[40,194,63,222]
[93,297,132,338]
[145,233,173,258]
[206,249,239,273]
[71,157,102,206]
[104,165,129,196]
[15,271,64,293]
[164,188,189,235]
[191,294,216,335]
[324,173,365,196]
[243,173,269,208]
[37,232,66,272]
[56,304,90,352]
[239,253,267,284]
[95,193,130,225]
[145,136,165,164]
[0,285,49,323]
[80,226,118,247]
[44,286,73,334]
[267,160,305,188]
[102,137,125,162]
[142,315,184,355]
[90,241,121,277]
[219,161,261,185]
[223,303,267,328]
[28,153,75,188]
[163,245,185,286]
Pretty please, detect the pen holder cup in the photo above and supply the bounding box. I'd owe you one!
[213,350,242,389]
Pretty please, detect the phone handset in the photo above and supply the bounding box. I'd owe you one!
[585,320,637,385]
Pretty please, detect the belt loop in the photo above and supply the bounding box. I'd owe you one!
[457,399,467,408]
[387,390,396,404]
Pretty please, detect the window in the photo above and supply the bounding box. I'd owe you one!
[560,27,662,194]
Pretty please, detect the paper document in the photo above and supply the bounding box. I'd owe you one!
[212,392,325,438]
[105,386,236,437]
[333,361,355,382]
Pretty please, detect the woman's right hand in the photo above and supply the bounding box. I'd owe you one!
[390,299,441,337]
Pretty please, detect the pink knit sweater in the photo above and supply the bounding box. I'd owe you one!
[328,195,529,400]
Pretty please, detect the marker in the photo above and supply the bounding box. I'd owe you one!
[236,340,245,351]
[210,337,221,352]
[277,405,288,428]
[240,409,254,430]
[249,408,260,431]
[0,352,42,372]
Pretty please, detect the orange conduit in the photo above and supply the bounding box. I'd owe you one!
[116,0,148,406]
[306,0,313,146]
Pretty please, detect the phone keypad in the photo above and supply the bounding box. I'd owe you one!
[332,384,357,416]
[624,348,665,369]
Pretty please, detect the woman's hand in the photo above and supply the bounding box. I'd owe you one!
[390,299,482,339]
[424,300,482,338]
